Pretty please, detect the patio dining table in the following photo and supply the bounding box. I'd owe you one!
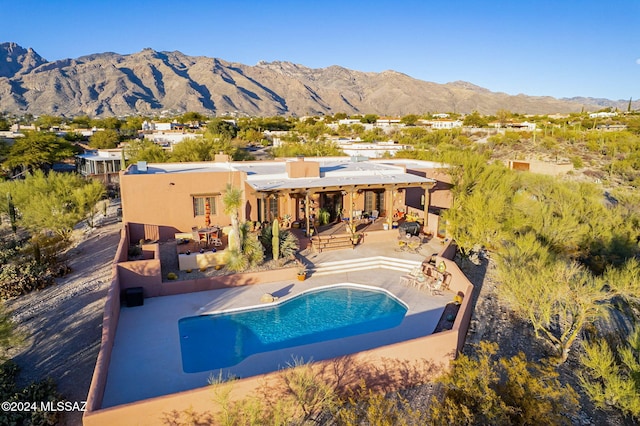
[197,227,220,245]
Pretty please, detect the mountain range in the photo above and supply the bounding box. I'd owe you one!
[0,42,636,118]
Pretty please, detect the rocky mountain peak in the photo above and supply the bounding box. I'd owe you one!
[0,42,47,78]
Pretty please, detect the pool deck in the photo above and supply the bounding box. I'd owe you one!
[102,239,451,408]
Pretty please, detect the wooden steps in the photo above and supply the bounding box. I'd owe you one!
[310,233,353,252]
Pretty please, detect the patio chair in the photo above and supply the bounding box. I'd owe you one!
[429,275,445,295]
[370,210,379,222]
[407,236,421,253]
[210,230,223,247]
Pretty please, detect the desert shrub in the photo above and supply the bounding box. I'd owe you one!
[0,261,54,299]
[428,341,579,425]
[167,272,178,280]
[570,155,584,169]
[0,360,62,425]
[0,243,19,265]
[30,233,71,268]
[128,245,142,259]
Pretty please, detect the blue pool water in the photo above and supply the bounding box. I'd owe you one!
[178,285,408,373]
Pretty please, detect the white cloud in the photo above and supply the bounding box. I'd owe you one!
[636,58,640,65]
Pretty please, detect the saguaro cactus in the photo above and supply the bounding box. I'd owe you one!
[7,193,16,233]
[272,218,280,263]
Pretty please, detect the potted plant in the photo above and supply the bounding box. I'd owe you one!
[453,294,463,306]
[351,232,362,245]
[296,261,307,281]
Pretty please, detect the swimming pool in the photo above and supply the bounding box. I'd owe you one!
[178,285,408,373]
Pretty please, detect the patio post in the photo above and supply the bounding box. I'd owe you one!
[305,192,310,237]
[423,184,431,231]
[349,188,355,231]
[385,186,393,228]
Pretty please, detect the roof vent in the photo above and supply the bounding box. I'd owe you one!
[137,161,148,173]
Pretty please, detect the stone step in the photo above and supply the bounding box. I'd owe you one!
[311,234,353,252]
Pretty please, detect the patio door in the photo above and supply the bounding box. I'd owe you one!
[321,192,342,222]
[364,190,385,216]
[376,190,385,216]
[257,196,279,223]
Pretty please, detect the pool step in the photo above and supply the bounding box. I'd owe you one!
[309,256,421,277]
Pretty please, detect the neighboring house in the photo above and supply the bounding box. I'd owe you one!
[488,121,537,131]
[589,112,617,118]
[508,159,573,176]
[142,121,185,131]
[332,139,412,158]
[597,124,627,131]
[429,119,463,129]
[120,156,451,242]
[75,149,126,187]
[143,132,202,146]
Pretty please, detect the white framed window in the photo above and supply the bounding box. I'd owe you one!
[192,196,217,217]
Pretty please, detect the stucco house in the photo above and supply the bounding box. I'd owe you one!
[120,156,452,243]
[82,155,472,426]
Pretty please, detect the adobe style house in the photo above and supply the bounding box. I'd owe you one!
[120,156,452,242]
[82,156,471,426]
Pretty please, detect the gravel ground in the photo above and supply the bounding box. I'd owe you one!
[5,220,122,426]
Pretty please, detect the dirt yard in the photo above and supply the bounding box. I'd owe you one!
[5,220,122,426]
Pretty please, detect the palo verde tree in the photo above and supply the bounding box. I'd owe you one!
[125,139,168,164]
[88,129,120,149]
[496,233,611,363]
[1,170,106,241]
[579,326,640,420]
[3,131,75,177]
[442,157,517,255]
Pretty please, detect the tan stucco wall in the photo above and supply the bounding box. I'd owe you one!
[424,169,453,210]
[120,167,245,240]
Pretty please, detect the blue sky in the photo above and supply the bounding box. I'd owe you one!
[2,0,638,101]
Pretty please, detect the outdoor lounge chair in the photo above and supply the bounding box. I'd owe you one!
[429,275,444,295]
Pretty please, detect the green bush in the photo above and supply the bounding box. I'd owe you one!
[570,155,584,169]
[0,261,53,299]
[0,360,62,425]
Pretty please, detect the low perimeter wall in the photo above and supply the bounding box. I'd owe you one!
[84,234,473,426]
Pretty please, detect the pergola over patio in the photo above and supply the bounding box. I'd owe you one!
[238,157,436,235]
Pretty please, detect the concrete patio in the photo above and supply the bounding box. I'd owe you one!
[102,237,452,408]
